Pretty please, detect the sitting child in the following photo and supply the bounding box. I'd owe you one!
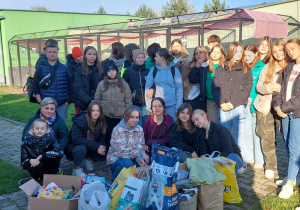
[21,119,64,181]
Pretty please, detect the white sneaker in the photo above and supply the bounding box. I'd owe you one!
[276,176,300,186]
[237,164,247,174]
[84,159,94,172]
[278,184,294,199]
[72,168,85,177]
[265,169,274,179]
[254,164,264,169]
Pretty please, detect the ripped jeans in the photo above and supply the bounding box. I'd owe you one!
[219,105,248,161]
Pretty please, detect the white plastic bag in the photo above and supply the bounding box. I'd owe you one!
[78,181,110,210]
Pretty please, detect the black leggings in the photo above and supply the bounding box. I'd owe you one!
[28,158,60,181]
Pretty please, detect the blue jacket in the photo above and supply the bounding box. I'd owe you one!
[123,63,149,107]
[74,65,104,110]
[32,56,74,106]
[66,54,82,81]
[145,64,183,110]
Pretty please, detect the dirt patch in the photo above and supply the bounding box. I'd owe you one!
[0,86,27,96]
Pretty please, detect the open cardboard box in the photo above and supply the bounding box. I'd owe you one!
[19,174,81,210]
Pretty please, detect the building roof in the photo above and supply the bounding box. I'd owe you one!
[238,0,298,10]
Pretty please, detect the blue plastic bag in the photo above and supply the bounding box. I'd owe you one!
[145,143,181,210]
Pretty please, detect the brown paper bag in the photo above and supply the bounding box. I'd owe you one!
[198,181,224,210]
[179,193,197,210]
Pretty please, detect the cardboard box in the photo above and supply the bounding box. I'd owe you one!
[19,174,81,210]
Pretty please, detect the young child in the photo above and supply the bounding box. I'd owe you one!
[21,119,63,181]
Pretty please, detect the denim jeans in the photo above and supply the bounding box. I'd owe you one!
[133,105,150,126]
[56,104,69,123]
[227,153,244,175]
[109,158,139,181]
[219,105,247,160]
[282,114,300,182]
[243,105,264,164]
[165,105,177,121]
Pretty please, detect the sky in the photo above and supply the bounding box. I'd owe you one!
[0,0,281,15]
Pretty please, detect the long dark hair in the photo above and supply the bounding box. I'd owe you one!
[176,103,196,134]
[151,97,166,113]
[125,43,139,63]
[102,72,125,93]
[112,42,125,59]
[82,46,103,75]
[156,48,174,65]
[86,101,107,134]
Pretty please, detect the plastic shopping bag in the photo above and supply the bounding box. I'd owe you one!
[78,181,110,210]
[116,177,145,210]
[210,152,242,203]
[108,165,136,210]
[138,167,151,209]
[145,143,181,210]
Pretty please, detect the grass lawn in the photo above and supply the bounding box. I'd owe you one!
[0,158,29,195]
[0,91,75,129]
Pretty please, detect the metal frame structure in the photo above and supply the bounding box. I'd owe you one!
[7,8,300,87]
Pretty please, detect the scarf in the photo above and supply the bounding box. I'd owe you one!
[40,110,56,127]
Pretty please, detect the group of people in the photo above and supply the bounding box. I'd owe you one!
[20,34,300,200]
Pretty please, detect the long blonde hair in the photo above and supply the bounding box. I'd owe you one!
[169,39,189,56]
[264,40,288,84]
[257,36,273,64]
[226,42,248,73]
[208,44,225,73]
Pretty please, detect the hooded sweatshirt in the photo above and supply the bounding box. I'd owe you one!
[109,54,126,72]
[106,119,145,165]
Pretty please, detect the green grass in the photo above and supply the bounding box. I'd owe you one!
[0,158,29,195]
[0,92,75,129]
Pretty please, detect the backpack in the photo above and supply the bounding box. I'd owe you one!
[152,66,175,98]
[23,76,37,103]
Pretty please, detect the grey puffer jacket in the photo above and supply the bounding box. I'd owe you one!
[94,78,132,119]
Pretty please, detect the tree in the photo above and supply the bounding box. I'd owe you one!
[161,0,195,17]
[97,5,106,14]
[31,6,48,11]
[134,4,157,18]
[203,0,227,12]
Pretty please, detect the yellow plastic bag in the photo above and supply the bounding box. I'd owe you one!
[213,156,242,203]
[108,165,136,210]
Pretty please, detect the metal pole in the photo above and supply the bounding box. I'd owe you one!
[239,19,242,44]
[38,39,41,54]
[97,34,101,60]
[8,41,14,86]
[64,38,68,63]
[201,23,204,46]
[80,36,83,50]
[16,42,22,86]
[198,27,201,46]
[166,27,171,49]
[117,32,120,42]
[26,40,32,76]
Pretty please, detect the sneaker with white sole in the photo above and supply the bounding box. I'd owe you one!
[237,164,247,174]
[276,176,300,186]
[72,168,85,177]
[84,159,94,172]
[254,163,264,169]
[265,169,275,179]
[278,184,294,199]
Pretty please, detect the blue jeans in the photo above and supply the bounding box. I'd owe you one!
[133,105,150,126]
[227,153,244,175]
[165,105,177,121]
[109,158,139,181]
[56,104,69,123]
[243,105,264,164]
[282,114,300,182]
[219,105,247,159]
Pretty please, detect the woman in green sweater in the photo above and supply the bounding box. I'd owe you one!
[206,44,225,123]
[243,44,265,168]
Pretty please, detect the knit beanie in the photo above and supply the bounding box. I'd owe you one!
[132,49,145,62]
[72,47,83,59]
[104,60,119,75]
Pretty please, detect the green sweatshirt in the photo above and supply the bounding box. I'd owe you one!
[250,60,265,113]
[206,64,219,101]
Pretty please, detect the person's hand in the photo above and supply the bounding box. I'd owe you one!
[143,152,150,165]
[220,103,230,111]
[98,145,106,155]
[252,113,256,118]
[146,88,154,99]
[138,159,147,168]
[274,107,287,119]
[269,83,281,93]
[195,59,203,68]
[227,102,233,110]
[191,152,198,158]
[37,155,42,160]
[196,54,207,68]
[64,102,69,105]
[30,159,40,167]
[181,57,189,65]
[145,145,150,152]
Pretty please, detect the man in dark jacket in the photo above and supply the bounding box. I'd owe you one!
[32,45,74,122]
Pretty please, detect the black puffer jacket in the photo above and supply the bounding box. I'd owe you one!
[66,54,82,81]
[21,132,64,170]
[74,65,104,110]
[198,121,242,157]
[123,63,149,106]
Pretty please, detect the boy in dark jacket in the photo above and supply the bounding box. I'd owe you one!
[21,119,63,181]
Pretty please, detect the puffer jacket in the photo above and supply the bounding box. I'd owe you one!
[123,63,149,107]
[21,131,64,170]
[66,54,82,81]
[212,62,252,108]
[32,56,74,106]
[94,78,132,119]
[272,61,300,118]
[74,65,104,110]
[254,63,283,115]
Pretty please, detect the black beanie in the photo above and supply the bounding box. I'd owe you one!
[103,60,119,75]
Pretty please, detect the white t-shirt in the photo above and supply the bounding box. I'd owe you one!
[286,64,300,101]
